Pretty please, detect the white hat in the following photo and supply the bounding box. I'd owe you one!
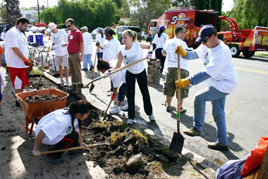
[48,22,57,31]
[80,26,88,31]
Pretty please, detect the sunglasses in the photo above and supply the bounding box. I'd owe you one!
[66,24,72,28]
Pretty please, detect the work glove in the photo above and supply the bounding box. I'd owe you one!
[175,78,190,90]
[23,58,32,68]
[175,45,187,58]
[147,51,153,59]
[111,92,116,101]
[104,69,111,77]
[96,41,100,47]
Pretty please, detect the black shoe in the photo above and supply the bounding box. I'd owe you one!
[183,126,201,136]
[89,66,93,71]
[207,142,229,151]
[15,101,21,107]
[180,107,187,113]
[166,106,171,112]
[82,68,87,71]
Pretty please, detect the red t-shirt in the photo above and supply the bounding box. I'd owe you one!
[67,28,83,53]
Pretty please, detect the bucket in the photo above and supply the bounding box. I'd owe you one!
[35,34,43,45]
[29,35,34,43]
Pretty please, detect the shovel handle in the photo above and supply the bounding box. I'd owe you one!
[39,46,51,84]
[92,50,98,79]
[40,143,108,155]
[176,52,181,132]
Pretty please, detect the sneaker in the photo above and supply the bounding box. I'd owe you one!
[60,79,64,85]
[126,118,134,125]
[110,106,121,115]
[180,107,187,113]
[89,66,94,71]
[120,104,128,111]
[107,91,113,96]
[82,68,87,71]
[65,80,70,87]
[183,126,201,136]
[0,108,3,115]
[149,114,155,121]
[166,106,172,112]
[208,142,229,151]
[46,155,64,164]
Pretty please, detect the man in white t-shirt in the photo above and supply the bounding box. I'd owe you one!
[49,22,69,86]
[5,17,30,106]
[162,26,189,113]
[80,26,93,71]
[175,25,237,151]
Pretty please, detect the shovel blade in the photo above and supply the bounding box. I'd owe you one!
[89,83,95,93]
[169,132,184,154]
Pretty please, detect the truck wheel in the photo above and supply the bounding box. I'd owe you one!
[243,50,255,58]
[230,45,240,57]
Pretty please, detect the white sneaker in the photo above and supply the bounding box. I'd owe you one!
[120,104,128,111]
[66,80,70,86]
[110,105,121,115]
[60,79,64,85]
[126,118,134,125]
[107,91,113,96]
[149,114,155,121]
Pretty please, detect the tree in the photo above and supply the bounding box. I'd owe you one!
[232,0,268,29]
[4,0,22,27]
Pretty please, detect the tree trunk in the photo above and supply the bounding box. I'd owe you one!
[4,0,22,28]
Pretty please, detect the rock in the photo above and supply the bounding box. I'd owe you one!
[126,153,143,168]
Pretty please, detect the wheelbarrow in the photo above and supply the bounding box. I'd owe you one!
[15,88,69,135]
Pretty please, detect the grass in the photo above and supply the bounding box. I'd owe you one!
[28,68,41,75]
[255,52,268,56]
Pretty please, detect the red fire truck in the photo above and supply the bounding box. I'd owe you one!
[148,7,218,48]
[218,16,268,58]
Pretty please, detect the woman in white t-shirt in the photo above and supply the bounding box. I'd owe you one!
[153,26,168,74]
[113,29,155,125]
[97,60,128,114]
[95,28,106,60]
[32,100,91,164]
[98,27,121,95]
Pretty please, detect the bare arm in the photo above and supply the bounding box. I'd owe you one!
[77,130,87,149]
[12,47,27,61]
[140,43,152,51]
[32,129,45,157]
[80,42,84,61]
[113,51,123,70]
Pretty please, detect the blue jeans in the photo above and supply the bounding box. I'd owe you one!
[83,54,93,69]
[97,52,103,60]
[193,86,229,146]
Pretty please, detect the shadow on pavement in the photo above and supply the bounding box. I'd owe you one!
[237,55,268,63]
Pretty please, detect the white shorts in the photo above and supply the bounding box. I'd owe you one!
[55,55,68,67]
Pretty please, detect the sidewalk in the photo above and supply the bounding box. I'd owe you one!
[0,64,218,178]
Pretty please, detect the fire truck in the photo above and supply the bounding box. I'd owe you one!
[148,7,218,48]
[218,16,268,58]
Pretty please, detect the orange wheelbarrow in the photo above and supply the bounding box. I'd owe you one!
[15,88,69,135]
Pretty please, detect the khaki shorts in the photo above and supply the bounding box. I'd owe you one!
[163,68,189,99]
[55,55,68,67]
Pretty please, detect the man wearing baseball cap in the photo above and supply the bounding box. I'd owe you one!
[49,22,69,86]
[80,26,93,71]
[174,25,237,151]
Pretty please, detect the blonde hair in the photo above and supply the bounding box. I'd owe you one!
[122,29,137,41]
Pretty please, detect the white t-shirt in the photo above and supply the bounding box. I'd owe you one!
[196,42,237,93]
[51,29,68,56]
[163,37,189,70]
[35,108,79,145]
[109,60,126,88]
[153,32,168,49]
[5,27,29,68]
[82,32,93,54]
[96,33,106,53]
[121,41,145,74]
[1,32,5,40]
[103,38,120,62]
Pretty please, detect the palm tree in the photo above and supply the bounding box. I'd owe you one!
[4,0,22,27]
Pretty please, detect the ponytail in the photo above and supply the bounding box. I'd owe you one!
[158,30,163,38]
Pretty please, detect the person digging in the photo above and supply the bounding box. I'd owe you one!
[175,25,237,151]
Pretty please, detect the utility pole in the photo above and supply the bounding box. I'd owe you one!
[37,0,40,23]
[47,0,49,8]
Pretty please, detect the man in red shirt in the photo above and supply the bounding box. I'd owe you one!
[65,18,84,94]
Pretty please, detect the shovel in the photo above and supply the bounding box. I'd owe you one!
[169,51,184,154]
[87,57,148,93]
[89,50,98,93]
[38,46,51,88]
[40,142,109,155]
[102,97,114,122]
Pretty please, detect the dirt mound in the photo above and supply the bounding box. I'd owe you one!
[25,94,59,103]
[81,109,179,178]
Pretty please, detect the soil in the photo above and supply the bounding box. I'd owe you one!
[25,94,59,103]
[28,76,179,178]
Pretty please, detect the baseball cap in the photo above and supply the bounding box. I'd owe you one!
[97,28,102,32]
[80,26,88,31]
[159,26,166,31]
[196,25,216,43]
[48,22,57,31]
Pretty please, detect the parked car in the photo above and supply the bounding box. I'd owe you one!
[116,26,142,43]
